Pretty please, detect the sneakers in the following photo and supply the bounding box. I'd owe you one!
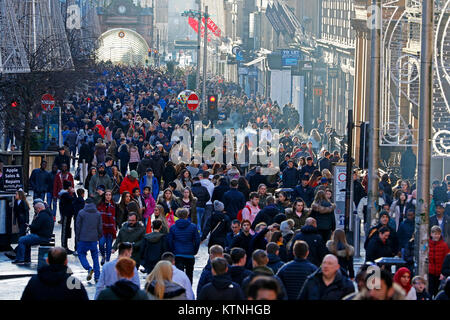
[4,252,16,260]
[12,260,31,266]
[86,269,94,281]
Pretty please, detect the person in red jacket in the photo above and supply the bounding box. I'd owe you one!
[95,120,106,139]
[119,170,140,195]
[429,225,450,297]
[97,190,117,265]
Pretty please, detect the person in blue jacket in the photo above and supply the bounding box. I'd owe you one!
[139,168,159,200]
[167,208,200,284]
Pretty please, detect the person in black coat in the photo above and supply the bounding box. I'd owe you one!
[21,247,88,301]
[53,147,71,171]
[248,167,278,192]
[364,212,400,256]
[162,161,177,189]
[277,240,318,300]
[13,190,30,238]
[288,218,328,266]
[196,245,227,297]
[201,201,231,249]
[197,257,245,300]
[318,152,332,172]
[222,180,246,220]
[150,152,165,183]
[140,220,169,273]
[298,254,354,300]
[266,242,285,274]
[365,226,395,263]
[230,220,253,261]
[212,177,230,202]
[59,180,76,253]
[293,176,315,207]
[251,196,280,230]
[228,248,253,286]
[281,161,299,188]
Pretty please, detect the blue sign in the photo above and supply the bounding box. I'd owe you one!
[281,50,301,66]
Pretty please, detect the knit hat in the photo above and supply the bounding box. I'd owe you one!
[214,200,224,212]
[130,170,139,179]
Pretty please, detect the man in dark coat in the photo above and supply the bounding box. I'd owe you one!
[397,209,415,250]
[197,257,245,300]
[112,213,145,268]
[248,166,278,192]
[288,218,327,266]
[140,220,168,274]
[293,176,315,207]
[277,240,318,300]
[53,147,71,171]
[29,160,50,200]
[266,242,285,274]
[212,177,230,202]
[318,152,332,172]
[281,160,299,188]
[21,247,88,300]
[222,179,246,220]
[196,245,225,297]
[230,220,253,264]
[251,196,280,230]
[298,254,354,300]
[201,201,231,249]
[365,226,395,263]
[228,248,253,286]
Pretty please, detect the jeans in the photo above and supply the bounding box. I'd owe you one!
[15,234,48,262]
[203,204,214,233]
[175,256,195,284]
[69,145,77,166]
[196,207,205,237]
[46,192,57,218]
[33,191,46,201]
[61,215,73,249]
[98,234,113,262]
[77,241,100,280]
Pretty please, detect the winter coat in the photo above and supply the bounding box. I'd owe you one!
[267,253,285,275]
[288,226,328,266]
[150,154,165,179]
[223,188,246,220]
[201,211,231,248]
[97,279,148,300]
[429,239,450,276]
[162,165,177,188]
[53,172,74,198]
[29,208,54,240]
[59,190,75,218]
[397,219,415,249]
[97,201,117,238]
[89,173,113,197]
[282,167,300,188]
[442,253,450,278]
[167,219,200,257]
[365,223,400,255]
[191,182,210,208]
[230,231,253,259]
[293,184,315,207]
[142,194,156,220]
[137,157,153,179]
[241,266,287,300]
[119,176,140,195]
[365,236,395,263]
[21,265,88,301]
[139,175,159,200]
[430,215,450,248]
[276,257,318,300]
[140,231,169,272]
[228,265,253,286]
[212,181,230,203]
[251,204,280,230]
[285,208,310,231]
[146,280,187,300]
[29,168,50,193]
[298,268,355,300]
[76,203,103,242]
[197,274,245,300]
[94,143,107,164]
[326,240,355,278]
[310,201,336,231]
[113,222,146,265]
[53,154,71,171]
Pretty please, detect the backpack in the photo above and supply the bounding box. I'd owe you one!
[237,205,251,222]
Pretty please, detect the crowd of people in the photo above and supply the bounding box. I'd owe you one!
[4,64,450,301]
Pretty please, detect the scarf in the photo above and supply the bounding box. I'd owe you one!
[393,267,412,294]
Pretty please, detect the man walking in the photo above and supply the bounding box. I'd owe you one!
[29,160,50,201]
[76,198,102,282]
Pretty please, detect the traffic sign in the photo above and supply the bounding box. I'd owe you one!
[187,92,200,111]
[41,93,55,111]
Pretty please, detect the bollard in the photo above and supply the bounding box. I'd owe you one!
[354,214,361,258]
[81,159,87,185]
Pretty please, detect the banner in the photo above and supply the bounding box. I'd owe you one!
[202,17,222,37]
[188,17,212,42]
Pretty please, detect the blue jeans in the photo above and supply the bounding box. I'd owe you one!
[196,207,205,237]
[98,234,113,262]
[46,192,57,217]
[77,241,100,280]
[33,191,46,201]
[16,234,48,262]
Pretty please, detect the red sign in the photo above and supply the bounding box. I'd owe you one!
[41,93,55,111]
[202,17,222,37]
[187,93,200,111]
[188,17,212,42]
[313,88,323,96]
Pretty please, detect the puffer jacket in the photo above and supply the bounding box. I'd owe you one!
[429,239,450,276]
[140,231,169,272]
[326,240,355,278]
[276,257,318,300]
[167,219,200,257]
[146,280,187,300]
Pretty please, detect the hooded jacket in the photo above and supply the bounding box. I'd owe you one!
[267,253,285,274]
[113,222,146,265]
[197,274,245,300]
[140,231,169,272]
[119,175,140,195]
[167,219,200,257]
[21,264,88,301]
[76,202,103,242]
[146,279,187,300]
[241,266,288,300]
[97,279,148,300]
[228,265,253,286]
[288,225,328,266]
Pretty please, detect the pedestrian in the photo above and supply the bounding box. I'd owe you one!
[201,200,231,249]
[140,220,169,274]
[161,252,195,300]
[241,192,260,228]
[191,176,211,236]
[412,276,431,300]
[230,219,253,260]
[298,254,354,300]
[247,276,281,300]
[97,190,117,265]
[76,198,103,282]
[430,202,450,248]
[153,204,169,234]
[116,191,132,228]
[277,240,318,300]
[95,242,140,299]
[96,257,148,300]
[166,208,200,284]
[393,267,417,300]
[179,187,198,224]
[88,164,112,197]
[225,219,241,252]
[285,199,310,231]
[112,212,146,268]
[196,245,225,296]
[428,226,450,297]
[197,257,245,300]
[142,186,156,231]
[145,260,187,300]
[13,189,30,238]
[59,180,76,254]
[365,226,395,263]
[21,247,88,301]
[29,160,50,201]
[326,229,355,279]
[310,190,336,244]
[228,247,253,286]
[351,269,405,300]
[119,170,140,195]
[266,242,284,274]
